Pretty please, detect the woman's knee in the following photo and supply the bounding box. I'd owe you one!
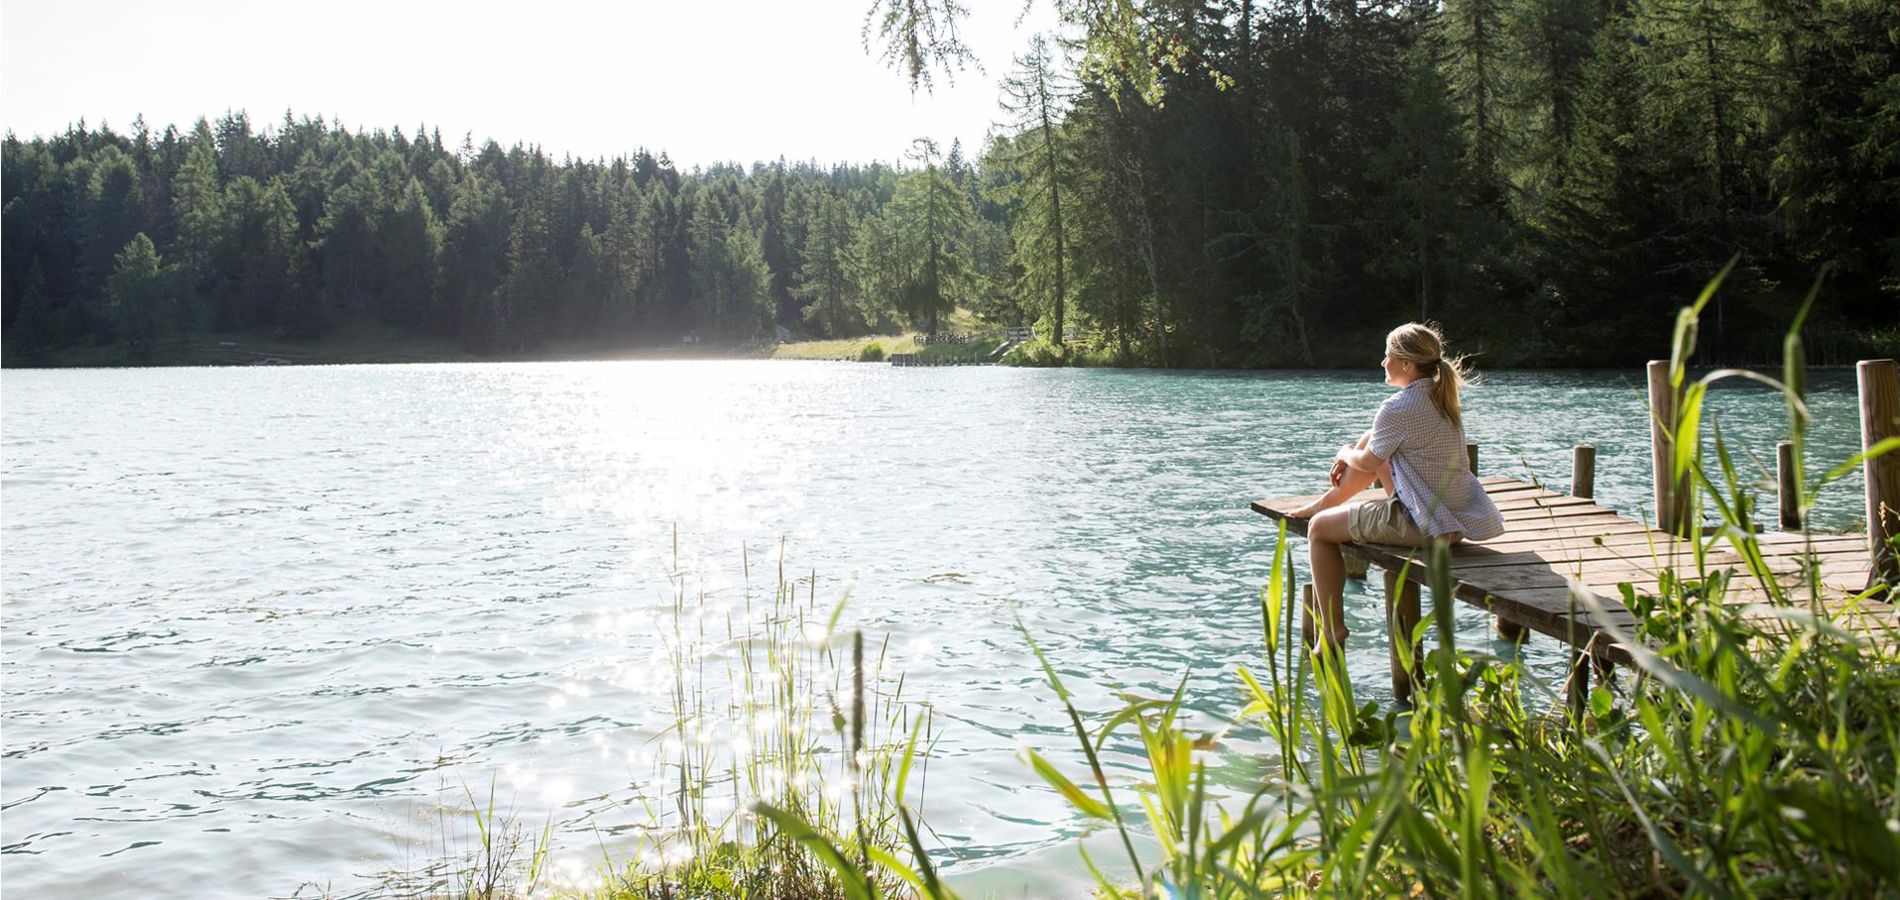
[1309,506,1353,544]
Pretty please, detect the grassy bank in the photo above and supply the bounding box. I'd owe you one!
[769,334,924,361]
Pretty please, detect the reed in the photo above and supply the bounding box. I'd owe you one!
[373,539,942,899]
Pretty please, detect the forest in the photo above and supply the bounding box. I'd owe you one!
[3,0,1896,368]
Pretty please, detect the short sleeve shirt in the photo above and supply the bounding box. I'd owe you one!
[1366,380,1504,540]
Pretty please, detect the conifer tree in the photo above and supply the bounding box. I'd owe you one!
[997,34,1077,349]
[172,127,226,326]
[107,233,176,356]
[1438,0,1513,207]
[794,189,862,337]
[1367,48,1468,322]
[375,178,444,328]
[82,146,145,300]
[888,139,975,336]
[223,176,297,330]
[440,174,510,346]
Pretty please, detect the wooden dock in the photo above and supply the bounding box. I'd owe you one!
[1252,358,1900,706]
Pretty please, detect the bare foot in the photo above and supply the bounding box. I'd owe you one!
[1287,503,1321,519]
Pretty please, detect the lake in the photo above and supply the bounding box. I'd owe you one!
[0,361,1870,897]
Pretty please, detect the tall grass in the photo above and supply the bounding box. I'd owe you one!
[372,538,944,899]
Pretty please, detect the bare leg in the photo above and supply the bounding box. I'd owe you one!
[1305,506,1354,649]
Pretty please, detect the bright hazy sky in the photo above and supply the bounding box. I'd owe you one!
[2,0,1063,169]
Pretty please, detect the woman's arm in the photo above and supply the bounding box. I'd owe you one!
[1292,437,1386,518]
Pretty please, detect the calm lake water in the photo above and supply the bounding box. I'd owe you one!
[1,361,1871,897]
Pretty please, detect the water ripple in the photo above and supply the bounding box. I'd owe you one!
[2,362,1869,898]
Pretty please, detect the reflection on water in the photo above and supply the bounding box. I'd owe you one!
[0,362,1868,897]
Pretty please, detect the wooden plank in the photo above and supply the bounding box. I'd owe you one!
[1477,530,1692,553]
[1482,480,1553,495]
[1489,524,1660,542]
[1484,488,1565,504]
[1442,545,1738,570]
[1499,506,1633,523]
[1755,532,1872,553]
[1493,494,1602,511]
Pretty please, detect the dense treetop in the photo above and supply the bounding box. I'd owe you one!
[5,0,1896,367]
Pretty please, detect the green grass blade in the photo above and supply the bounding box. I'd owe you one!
[1022,746,1115,819]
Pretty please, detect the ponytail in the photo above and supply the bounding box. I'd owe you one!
[1427,355,1471,431]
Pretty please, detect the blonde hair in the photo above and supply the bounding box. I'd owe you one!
[1386,322,1473,431]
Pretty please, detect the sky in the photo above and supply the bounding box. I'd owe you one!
[1,0,1063,169]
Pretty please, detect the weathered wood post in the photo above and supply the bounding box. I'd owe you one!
[1567,647,1591,714]
[1384,568,1422,704]
[1648,360,1692,536]
[1343,550,1371,579]
[1466,442,1479,476]
[1568,443,1617,683]
[1860,359,1899,589]
[1777,441,1801,531]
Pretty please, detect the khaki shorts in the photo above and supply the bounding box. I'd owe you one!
[1347,495,1462,547]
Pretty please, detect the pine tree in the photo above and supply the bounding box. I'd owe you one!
[172,127,226,327]
[440,174,511,347]
[316,166,379,315]
[1509,0,1603,204]
[223,176,297,330]
[888,139,975,336]
[1438,0,1513,207]
[107,233,177,356]
[1366,48,1468,323]
[794,189,863,337]
[82,146,145,300]
[374,178,444,328]
[997,34,1077,349]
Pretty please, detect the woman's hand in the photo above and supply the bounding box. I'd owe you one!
[1329,456,1348,487]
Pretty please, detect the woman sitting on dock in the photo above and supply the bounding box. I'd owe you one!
[1289,323,1505,650]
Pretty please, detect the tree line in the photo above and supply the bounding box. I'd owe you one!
[4,0,1896,367]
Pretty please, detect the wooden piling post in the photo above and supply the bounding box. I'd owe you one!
[1860,359,1900,588]
[1648,360,1691,536]
[1567,647,1591,714]
[1300,582,1317,648]
[1777,441,1801,531]
[1572,444,1596,500]
[1466,442,1479,474]
[1384,568,1422,704]
[1342,550,1370,579]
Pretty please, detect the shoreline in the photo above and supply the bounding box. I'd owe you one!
[2,325,1881,372]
